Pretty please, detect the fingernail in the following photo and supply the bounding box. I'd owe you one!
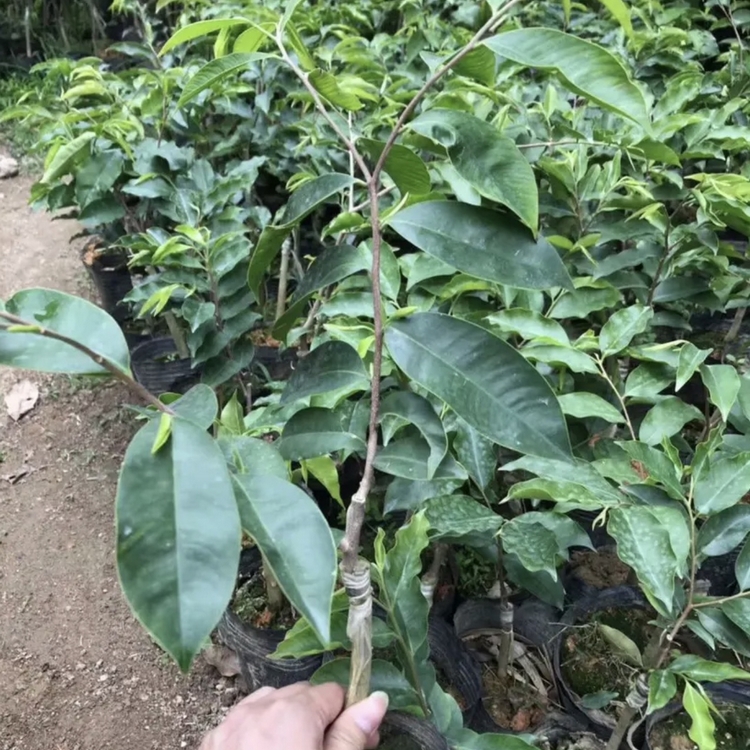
[351,691,389,735]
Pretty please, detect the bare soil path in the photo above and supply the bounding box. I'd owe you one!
[0,170,229,749]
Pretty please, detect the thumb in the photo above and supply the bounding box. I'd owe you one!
[324,691,390,750]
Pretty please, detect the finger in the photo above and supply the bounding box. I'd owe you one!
[365,730,381,749]
[324,692,389,750]
[236,686,276,707]
[302,682,347,732]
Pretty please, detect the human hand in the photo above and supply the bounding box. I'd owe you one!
[199,682,389,750]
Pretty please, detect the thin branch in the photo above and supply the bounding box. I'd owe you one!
[693,590,750,610]
[372,0,524,182]
[0,310,171,413]
[596,355,636,441]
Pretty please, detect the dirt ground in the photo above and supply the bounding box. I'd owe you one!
[0,170,231,749]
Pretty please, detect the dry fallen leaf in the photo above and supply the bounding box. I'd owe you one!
[203,644,241,677]
[5,380,40,421]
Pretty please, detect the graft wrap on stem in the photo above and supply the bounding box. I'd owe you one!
[342,559,373,706]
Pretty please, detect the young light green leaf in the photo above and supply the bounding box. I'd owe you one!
[676,343,711,391]
[281,341,369,404]
[179,53,269,106]
[388,202,572,291]
[598,624,642,666]
[599,304,653,357]
[309,69,363,111]
[160,18,249,55]
[486,309,569,346]
[232,474,337,645]
[648,670,677,713]
[41,131,95,183]
[700,364,740,422]
[386,313,572,461]
[483,28,649,127]
[682,682,716,750]
[607,505,689,616]
[638,398,703,446]
[359,139,431,196]
[151,413,173,454]
[303,455,343,507]
[559,392,624,423]
[597,0,633,38]
[668,655,750,682]
[233,24,273,54]
[116,418,241,671]
[409,110,538,232]
[380,391,447,479]
[0,288,130,375]
[694,452,750,515]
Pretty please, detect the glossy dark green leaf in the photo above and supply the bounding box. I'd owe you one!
[486,308,568,345]
[736,540,750,591]
[695,608,750,656]
[380,391,447,479]
[279,407,366,461]
[179,53,269,106]
[453,416,496,491]
[0,288,130,375]
[548,285,622,319]
[676,343,711,391]
[694,452,750,515]
[559,392,624,423]
[599,304,653,357]
[360,138,431,195]
[74,150,125,207]
[232,474,336,644]
[620,441,684,500]
[311,658,420,710]
[700,364,740,423]
[170,384,218,430]
[247,174,354,299]
[696,506,750,557]
[424,495,503,543]
[484,28,649,127]
[502,518,559,579]
[294,244,369,301]
[505,553,564,609]
[521,344,599,374]
[638,398,703,446]
[386,313,571,461]
[409,110,538,231]
[388,202,571,290]
[116,417,240,671]
[648,670,677,713]
[722,598,750,636]
[384,473,466,515]
[608,505,689,616]
[281,341,369,404]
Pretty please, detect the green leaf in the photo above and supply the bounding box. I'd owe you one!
[78,195,127,228]
[233,24,273,54]
[116,418,240,671]
[597,0,633,38]
[294,244,370,301]
[41,131,95,183]
[486,308,568,345]
[700,364,741,423]
[682,682,716,750]
[303,455,342,507]
[232,474,336,644]
[279,407,366,461]
[483,28,650,128]
[359,139,431,195]
[694,452,750,515]
[374,435,434,479]
[599,304,653,357]
[171,384,218,430]
[380,391,447,479]
[607,505,689,616]
[248,174,354,299]
[736,539,750,591]
[505,553,564,609]
[502,518,559,580]
[309,69,363,111]
[625,363,673,399]
[559,392,623,423]
[423,495,502,543]
[311,658,421,711]
[598,624,642,666]
[219,435,287,480]
[152,413,173,454]
[281,341,369,403]
[409,110,538,231]
[676,343,712,391]
[522,344,599,374]
[696,506,750,557]
[722,598,750,635]
[668,655,750,682]
[0,288,130,375]
[548,285,622,319]
[386,313,571,461]
[74,150,125,208]
[372,512,432,701]
[620,441,684,500]
[453,46,496,86]
[638,398,703,446]
[648,670,677,713]
[179,53,268,106]
[160,18,249,55]
[452,416,496,491]
[388,202,572,291]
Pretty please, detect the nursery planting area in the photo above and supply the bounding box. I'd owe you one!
[2,1,750,748]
